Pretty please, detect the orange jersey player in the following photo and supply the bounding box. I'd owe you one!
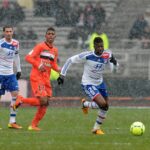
[13,27,61,131]
[26,40,60,97]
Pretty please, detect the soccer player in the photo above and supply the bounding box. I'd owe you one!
[0,25,22,129]
[13,27,61,131]
[57,37,119,135]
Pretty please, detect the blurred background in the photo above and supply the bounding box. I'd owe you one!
[1,0,150,106]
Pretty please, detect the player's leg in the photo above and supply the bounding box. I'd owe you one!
[81,84,109,134]
[6,74,22,129]
[29,102,48,131]
[28,80,50,131]
[81,84,104,114]
[92,87,109,135]
[8,90,22,129]
[81,98,99,114]
[13,95,41,110]
[0,95,2,130]
[28,96,49,131]
[92,96,109,134]
[0,75,6,129]
[82,98,99,109]
[13,79,44,110]
[81,83,107,109]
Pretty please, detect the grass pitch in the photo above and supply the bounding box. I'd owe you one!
[0,106,150,150]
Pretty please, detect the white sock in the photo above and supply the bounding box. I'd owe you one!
[93,109,107,129]
[9,97,17,123]
[84,101,99,109]
[93,122,100,130]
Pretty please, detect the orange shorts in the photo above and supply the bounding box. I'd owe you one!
[30,77,52,97]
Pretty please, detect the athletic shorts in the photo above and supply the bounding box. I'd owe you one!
[0,74,19,95]
[30,76,52,97]
[81,82,108,100]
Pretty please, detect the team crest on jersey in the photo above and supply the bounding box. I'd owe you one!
[101,52,109,59]
[12,41,18,47]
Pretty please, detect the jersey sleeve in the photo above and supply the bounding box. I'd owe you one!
[60,51,87,76]
[14,41,21,72]
[25,44,41,68]
[14,41,19,54]
[14,54,21,72]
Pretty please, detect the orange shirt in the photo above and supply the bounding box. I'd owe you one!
[25,42,60,81]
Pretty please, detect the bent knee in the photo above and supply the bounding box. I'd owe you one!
[41,101,49,106]
[39,97,49,106]
[101,103,109,111]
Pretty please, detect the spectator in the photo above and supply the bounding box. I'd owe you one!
[0,1,25,26]
[12,2,25,23]
[83,2,94,19]
[80,3,95,47]
[55,0,71,26]
[67,27,79,48]
[129,14,149,39]
[47,0,59,17]
[68,27,79,40]
[14,26,27,40]
[141,26,150,49]
[26,27,38,40]
[75,12,89,48]
[85,14,96,35]
[76,12,85,27]
[67,2,107,49]
[93,2,106,28]
[34,0,43,16]
[70,2,83,26]
[2,0,9,8]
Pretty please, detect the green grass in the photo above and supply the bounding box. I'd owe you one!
[0,106,150,150]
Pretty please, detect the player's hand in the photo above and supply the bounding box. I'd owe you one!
[16,72,21,80]
[57,75,64,85]
[38,63,46,72]
[110,54,117,66]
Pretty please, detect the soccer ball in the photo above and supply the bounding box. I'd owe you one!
[130,121,145,136]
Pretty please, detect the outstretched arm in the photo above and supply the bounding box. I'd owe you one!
[57,51,88,85]
[61,51,88,76]
[57,57,73,85]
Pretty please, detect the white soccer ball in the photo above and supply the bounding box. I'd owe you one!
[130,121,145,136]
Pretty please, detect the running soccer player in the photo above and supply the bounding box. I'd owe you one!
[0,25,22,129]
[57,37,119,135]
[13,27,61,131]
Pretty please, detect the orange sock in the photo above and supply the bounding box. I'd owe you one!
[31,106,47,127]
[21,97,40,106]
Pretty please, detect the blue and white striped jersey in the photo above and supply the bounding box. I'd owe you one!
[61,50,117,85]
[0,38,20,75]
